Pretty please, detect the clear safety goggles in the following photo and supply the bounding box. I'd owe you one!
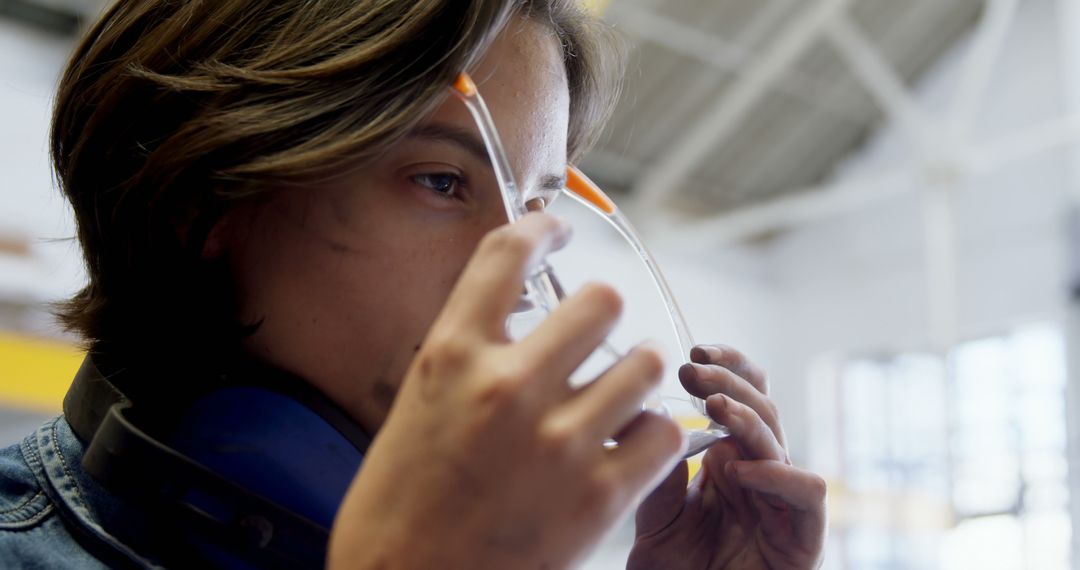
[450,72,728,457]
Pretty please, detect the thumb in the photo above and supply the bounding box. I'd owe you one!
[634,460,689,537]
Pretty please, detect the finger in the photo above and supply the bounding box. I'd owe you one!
[706,394,786,463]
[607,412,686,493]
[726,460,828,552]
[679,362,787,449]
[516,282,623,384]
[696,440,758,529]
[440,213,571,337]
[634,460,689,537]
[689,345,768,395]
[560,343,666,440]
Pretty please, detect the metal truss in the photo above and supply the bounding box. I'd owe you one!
[625,0,1070,251]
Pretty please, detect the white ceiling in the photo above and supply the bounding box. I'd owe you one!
[585,0,985,217]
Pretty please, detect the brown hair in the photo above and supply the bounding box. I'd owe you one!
[51,0,622,358]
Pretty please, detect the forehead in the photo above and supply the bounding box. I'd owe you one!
[472,19,570,120]
[422,19,570,177]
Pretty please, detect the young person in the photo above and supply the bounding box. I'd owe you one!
[0,1,827,568]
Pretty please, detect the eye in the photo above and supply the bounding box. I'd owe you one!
[411,173,464,199]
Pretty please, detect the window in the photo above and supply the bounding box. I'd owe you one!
[814,324,1069,570]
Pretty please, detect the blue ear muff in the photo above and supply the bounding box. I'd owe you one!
[168,386,364,529]
[66,354,370,568]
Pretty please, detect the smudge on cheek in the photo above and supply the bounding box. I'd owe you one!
[327,240,360,253]
[370,377,399,412]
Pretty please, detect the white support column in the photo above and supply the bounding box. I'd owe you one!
[921,182,959,352]
[628,0,853,216]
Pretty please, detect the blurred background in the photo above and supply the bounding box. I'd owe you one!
[2,0,1078,568]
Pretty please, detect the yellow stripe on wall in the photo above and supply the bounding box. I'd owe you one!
[0,331,83,413]
[0,328,716,481]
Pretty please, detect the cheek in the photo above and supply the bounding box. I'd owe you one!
[227,182,503,428]
[389,231,486,322]
[232,207,488,364]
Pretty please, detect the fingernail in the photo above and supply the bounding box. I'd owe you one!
[689,346,710,364]
[678,362,697,382]
[725,461,740,480]
[525,197,546,212]
[707,393,729,415]
[690,362,711,375]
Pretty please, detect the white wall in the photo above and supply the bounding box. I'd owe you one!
[0,19,82,319]
[722,0,1069,462]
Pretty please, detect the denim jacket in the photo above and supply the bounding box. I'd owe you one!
[0,415,165,568]
[0,354,369,569]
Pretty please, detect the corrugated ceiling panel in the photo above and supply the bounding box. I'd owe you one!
[589,0,983,215]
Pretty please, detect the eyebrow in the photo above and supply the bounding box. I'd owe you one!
[406,122,567,192]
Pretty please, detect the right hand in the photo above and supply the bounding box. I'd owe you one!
[328,213,686,570]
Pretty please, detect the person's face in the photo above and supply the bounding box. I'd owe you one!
[225,20,570,434]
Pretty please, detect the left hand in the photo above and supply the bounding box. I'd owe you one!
[627,345,827,570]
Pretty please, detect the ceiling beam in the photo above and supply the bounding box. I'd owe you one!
[823,13,934,150]
[628,0,853,216]
[661,113,1080,247]
[608,1,860,122]
[589,0,808,189]
[949,0,1020,141]
[608,2,746,73]
[659,166,914,247]
[736,0,797,51]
